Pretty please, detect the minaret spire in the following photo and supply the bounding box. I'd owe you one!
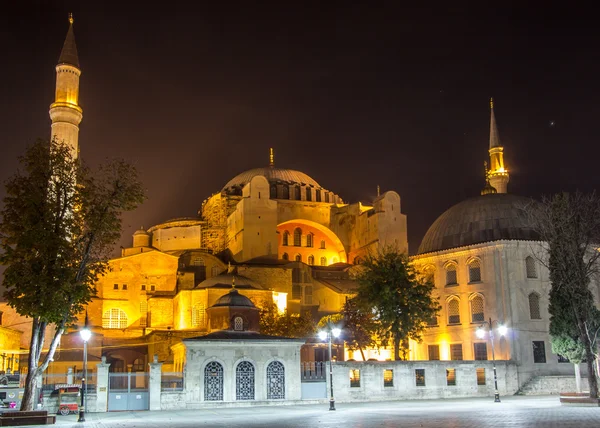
[486,98,509,193]
[269,148,274,167]
[49,14,83,159]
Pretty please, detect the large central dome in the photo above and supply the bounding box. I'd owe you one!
[222,167,323,193]
[417,193,540,254]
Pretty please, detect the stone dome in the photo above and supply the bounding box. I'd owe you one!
[222,167,323,193]
[417,193,540,255]
[212,289,256,308]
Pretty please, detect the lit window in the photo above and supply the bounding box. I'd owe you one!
[476,368,486,385]
[428,345,440,360]
[529,292,541,319]
[446,369,456,386]
[308,255,314,265]
[448,298,460,324]
[526,256,537,278]
[450,344,463,361]
[320,240,326,249]
[102,308,128,329]
[139,301,148,327]
[283,231,289,246]
[320,257,327,266]
[446,264,457,286]
[234,316,244,331]
[383,369,393,387]
[415,369,425,387]
[350,369,360,387]
[470,295,484,322]
[294,228,302,246]
[468,259,481,283]
[306,234,313,248]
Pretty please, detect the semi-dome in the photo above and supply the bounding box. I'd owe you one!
[222,167,323,193]
[212,288,256,308]
[417,193,539,255]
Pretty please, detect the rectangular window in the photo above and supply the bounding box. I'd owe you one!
[446,369,456,386]
[533,341,546,363]
[415,369,425,387]
[141,284,146,291]
[428,345,440,361]
[476,368,486,385]
[383,369,393,387]
[558,354,570,363]
[450,344,463,361]
[150,285,156,291]
[292,284,302,300]
[122,284,128,290]
[113,284,119,290]
[350,369,360,387]
[474,343,488,360]
[304,286,313,305]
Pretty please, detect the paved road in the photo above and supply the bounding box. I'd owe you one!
[45,396,600,427]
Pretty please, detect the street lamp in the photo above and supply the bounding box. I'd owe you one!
[476,317,507,403]
[78,312,91,423]
[318,326,341,411]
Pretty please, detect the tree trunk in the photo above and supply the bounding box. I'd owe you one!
[574,363,582,393]
[394,335,401,361]
[20,321,41,411]
[578,318,599,398]
[358,346,366,361]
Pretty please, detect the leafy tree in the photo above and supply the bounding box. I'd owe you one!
[0,139,145,410]
[354,246,440,360]
[340,298,377,361]
[525,192,600,398]
[258,299,316,338]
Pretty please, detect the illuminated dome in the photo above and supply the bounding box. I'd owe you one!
[212,288,256,308]
[222,167,323,193]
[417,194,539,255]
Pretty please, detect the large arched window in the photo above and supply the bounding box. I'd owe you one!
[307,255,315,265]
[204,361,224,401]
[293,228,302,246]
[316,190,321,202]
[270,185,277,199]
[529,292,541,319]
[102,308,128,329]
[470,295,484,322]
[282,231,290,246]
[306,187,312,201]
[445,263,458,286]
[447,298,460,324]
[294,186,301,200]
[236,361,255,400]
[468,259,481,283]
[267,361,285,399]
[282,185,289,200]
[306,233,313,248]
[295,254,302,262]
[526,256,538,279]
[192,304,206,328]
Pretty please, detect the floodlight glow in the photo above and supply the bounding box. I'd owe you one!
[80,327,91,342]
[476,328,485,339]
[332,328,341,338]
[497,325,508,336]
[318,331,328,341]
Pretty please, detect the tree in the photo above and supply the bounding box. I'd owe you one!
[524,192,600,399]
[354,246,440,360]
[0,139,145,410]
[340,298,377,361]
[258,299,316,338]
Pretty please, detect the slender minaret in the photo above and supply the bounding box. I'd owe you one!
[269,147,274,167]
[49,14,83,159]
[487,98,509,193]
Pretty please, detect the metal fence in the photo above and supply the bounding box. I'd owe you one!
[161,372,184,391]
[301,362,326,382]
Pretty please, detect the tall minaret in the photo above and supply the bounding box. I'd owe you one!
[49,14,83,159]
[487,98,509,193]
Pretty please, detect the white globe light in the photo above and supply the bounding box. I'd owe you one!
[476,328,485,339]
[497,325,508,336]
[318,331,328,341]
[331,328,341,338]
[80,328,92,342]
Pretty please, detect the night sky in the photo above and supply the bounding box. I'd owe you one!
[1,2,599,255]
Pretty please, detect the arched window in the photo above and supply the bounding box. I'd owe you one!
[325,192,330,203]
[236,361,255,400]
[529,292,541,319]
[308,255,314,265]
[192,304,206,328]
[445,263,458,286]
[267,361,285,399]
[211,265,220,277]
[468,259,481,283]
[282,231,289,246]
[270,185,277,199]
[293,228,302,246]
[306,187,312,201]
[132,358,145,372]
[282,253,289,261]
[448,298,460,324]
[204,361,223,401]
[139,300,148,327]
[320,240,326,249]
[234,316,244,331]
[295,254,302,262]
[526,256,537,279]
[316,190,321,202]
[102,308,128,329]
[306,233,313,248]
[320,257,327,266]
[470,295,484,322]
[282,185,289,199]
[294,186,301,200]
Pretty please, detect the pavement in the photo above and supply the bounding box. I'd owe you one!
[31,395,600,427]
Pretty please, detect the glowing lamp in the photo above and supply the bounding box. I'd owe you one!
[497,325,508,336]
[318,331,328,341]
[476,328,486,339]
[331,328,341,338]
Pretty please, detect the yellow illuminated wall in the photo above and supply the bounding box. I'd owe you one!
[277,220,346,265]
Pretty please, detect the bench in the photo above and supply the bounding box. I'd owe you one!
[0,410,56,426]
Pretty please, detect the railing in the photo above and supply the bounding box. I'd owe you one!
[301,362,326,382]
[161,372,184,391]
[40,372,97,393]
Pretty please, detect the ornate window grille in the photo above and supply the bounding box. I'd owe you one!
[447,298,460,324]
[468,259,481,283]
[234,316,244,331]
[139,301,148,327]
[529,292,541,319]
[470,295,484,322]
[428,345,440,360]
[526,256,537,278]
[102,308,128,329]
[192,304,206,328]
[320,256,327,266]
[204,361,224,401]
[450,344,463,361]
[267,361,285,399]
[474,343,488,360]
[308,255,315,265]
[293,228,302,246]
[446,264,458,285]
[236,361,255,400]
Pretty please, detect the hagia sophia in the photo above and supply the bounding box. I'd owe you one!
[1,16,593,390]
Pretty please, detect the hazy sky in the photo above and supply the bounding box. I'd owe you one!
[2,1,599,255]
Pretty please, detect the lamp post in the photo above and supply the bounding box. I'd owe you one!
[318,326,341,411]
[78,312,91,423]
[476,317,507,403]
